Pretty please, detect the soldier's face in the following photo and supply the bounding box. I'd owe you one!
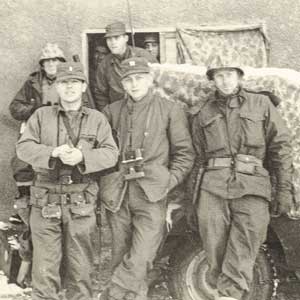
[121,73,153,101]
[213,68,241,95]
[145,42,159,59]
[106,35,128,55]
[56,79,87,104]
[43,58,60,76]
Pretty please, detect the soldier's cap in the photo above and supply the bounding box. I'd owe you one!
[56,62,86,82]
[104,22,126,38]
[120,57,151,79]
[144,33,158,44]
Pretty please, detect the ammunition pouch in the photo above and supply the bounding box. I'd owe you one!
[30,182,98,219]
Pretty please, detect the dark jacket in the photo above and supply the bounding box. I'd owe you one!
[94,46,158,112]
[10,71,45,121]
[100,90,195,212]
[10,70,91,122]
[191,88,293,202]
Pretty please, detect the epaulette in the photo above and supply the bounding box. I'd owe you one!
[244,88,281,107]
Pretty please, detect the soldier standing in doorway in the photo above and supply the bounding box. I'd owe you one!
[143,33,160,61]
[94,21,157,111]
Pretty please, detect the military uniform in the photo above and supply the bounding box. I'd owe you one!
[94,22,157,111]
[191,88,293,299]
[16,62,119,300]
[100,57,194,300]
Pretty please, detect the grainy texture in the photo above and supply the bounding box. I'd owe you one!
[2,0,300,216]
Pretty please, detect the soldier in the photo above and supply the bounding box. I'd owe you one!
[143,33,160,61]
[94,45,109,65]
[16,62,119,300]
[99,57,194,300]
[190,57,293,300]
[94,21,158,111]
[10,43,66,213]
[90,45,109,97]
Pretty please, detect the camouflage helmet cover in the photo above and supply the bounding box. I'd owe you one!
[206,55,244,80]
[39,43,66,65]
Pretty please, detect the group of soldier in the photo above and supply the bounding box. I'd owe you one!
[8,20,293,300]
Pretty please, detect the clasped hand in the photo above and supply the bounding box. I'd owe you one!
[52,144,83,166]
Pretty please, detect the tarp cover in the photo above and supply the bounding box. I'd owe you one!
[176,24,269,67]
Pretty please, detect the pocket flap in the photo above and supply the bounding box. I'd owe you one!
[240,113,265,122]
[70,203,95,218]
[85,182,99,196]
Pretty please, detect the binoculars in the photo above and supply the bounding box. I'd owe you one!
[122,149,145,181]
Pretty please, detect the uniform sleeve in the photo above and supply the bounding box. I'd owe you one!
[265,101,293,200]
[9,80,36,121]
[78,113,119,174]
[167,103,195,190]
[16,110,56,169]
[93,60,110,112]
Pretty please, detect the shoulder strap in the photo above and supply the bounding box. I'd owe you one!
[61,113,81,147]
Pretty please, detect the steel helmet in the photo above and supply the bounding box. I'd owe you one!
[39,43,66,65]
[206,55,244,80]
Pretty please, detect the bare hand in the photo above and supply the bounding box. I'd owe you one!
[8,236,21,250]
[166,203,181,232]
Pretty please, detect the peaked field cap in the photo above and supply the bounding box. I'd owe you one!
[56,62,86,82]
[120,57,151,79]
[144,33,158,44]
[104,22,126,38]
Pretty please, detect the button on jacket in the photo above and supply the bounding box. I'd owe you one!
[94,45,158,111]
[191,89,293,202]
[101,89,195,211]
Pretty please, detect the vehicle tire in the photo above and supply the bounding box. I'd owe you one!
[168,245,275,300]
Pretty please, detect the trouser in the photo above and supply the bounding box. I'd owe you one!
[30,191,96,300]
[106,181,166,300]
[197,190,270,300]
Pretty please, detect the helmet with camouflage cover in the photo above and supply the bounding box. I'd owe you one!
[206,54,244,80]
[39,43,66,65]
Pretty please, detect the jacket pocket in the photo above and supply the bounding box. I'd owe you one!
[240,113,265,147]
[201,114,226,153]
[30,186,49,207]
[70,203,95,219]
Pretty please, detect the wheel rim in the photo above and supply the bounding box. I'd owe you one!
[185,250,217,300]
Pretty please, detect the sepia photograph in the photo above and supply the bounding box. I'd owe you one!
[0,1,300,299]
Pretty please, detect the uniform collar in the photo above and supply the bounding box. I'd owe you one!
[55,102,89,115]
[111,46,131,63]
[214,87,246,108]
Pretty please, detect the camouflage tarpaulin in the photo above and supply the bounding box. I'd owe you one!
[176,24,270,67]
[152,64,300,202]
